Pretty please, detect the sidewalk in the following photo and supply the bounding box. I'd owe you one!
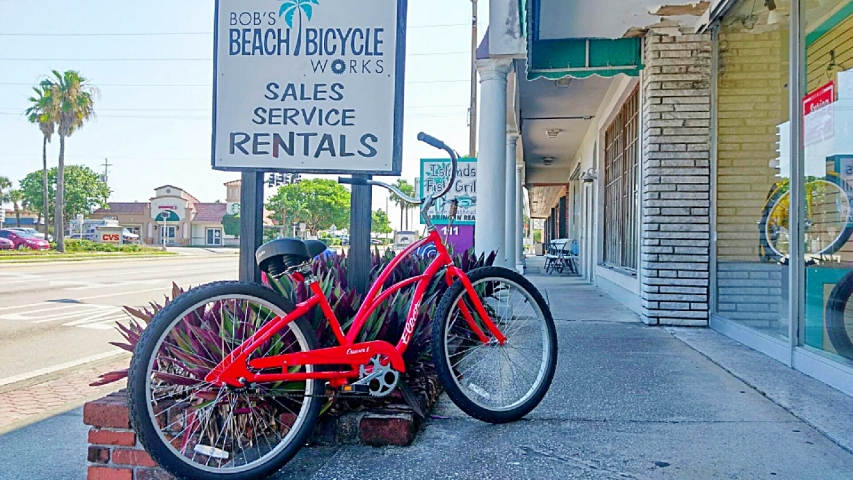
[3,258,853,478]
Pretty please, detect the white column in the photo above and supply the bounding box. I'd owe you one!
[505,132,519,269]
[474,59,512,259]
[516,165,524,273]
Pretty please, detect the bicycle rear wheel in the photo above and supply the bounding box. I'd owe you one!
[432,267,557,424]
[127,281,322,480]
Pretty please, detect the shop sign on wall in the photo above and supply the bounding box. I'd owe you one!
[803,81,835,147]
[212,0,407,175]
[419,158,477,226]
[420,158,476,253]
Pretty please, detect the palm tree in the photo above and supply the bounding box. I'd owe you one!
[50,70,97,252]
[8,190,24,227]
[25,81,57,238]
[389,179,416,231]
[0,176,11,227]
[279,0,318,56]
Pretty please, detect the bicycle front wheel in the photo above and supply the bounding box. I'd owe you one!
[127,281,322,480]
[433,267,557,424]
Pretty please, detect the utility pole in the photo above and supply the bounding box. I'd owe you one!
[468,0,478,158]
[101,158,113,194]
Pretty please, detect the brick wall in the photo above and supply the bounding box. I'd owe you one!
[640,28,713,326]
[714,20,789,334]
[84,389,424,479]
[84,391,165,480]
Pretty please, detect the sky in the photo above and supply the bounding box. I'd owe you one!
[0,0,488,231]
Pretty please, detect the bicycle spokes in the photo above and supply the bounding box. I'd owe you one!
[446,278,548,411]
[144,295,315,472]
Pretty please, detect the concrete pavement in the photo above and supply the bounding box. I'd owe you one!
[3,257,853,478]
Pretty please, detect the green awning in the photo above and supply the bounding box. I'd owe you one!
[528,37,643,80]
[523,0,644,80]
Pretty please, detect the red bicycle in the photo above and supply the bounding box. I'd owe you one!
[127,133,558,479]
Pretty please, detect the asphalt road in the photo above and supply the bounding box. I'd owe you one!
[0,255,238,384]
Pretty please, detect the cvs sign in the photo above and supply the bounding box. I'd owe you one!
[100,233,122,244]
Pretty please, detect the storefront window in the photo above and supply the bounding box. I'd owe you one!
[715,0,790,338]
[602,87,639,271]
[801,0,853,364]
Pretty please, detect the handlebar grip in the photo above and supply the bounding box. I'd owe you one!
[337,176,369,186]
[417,132,446,150]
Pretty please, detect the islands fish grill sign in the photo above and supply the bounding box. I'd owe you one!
[212,0,407,174]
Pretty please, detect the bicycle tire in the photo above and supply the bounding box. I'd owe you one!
[824,272,853,359]
[127,281,322,480]
[432,266,558,424]
[759,180,853,260]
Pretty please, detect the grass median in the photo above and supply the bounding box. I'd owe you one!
[0,239,176,262]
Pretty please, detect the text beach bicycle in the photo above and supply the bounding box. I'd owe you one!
[126,133,558,479]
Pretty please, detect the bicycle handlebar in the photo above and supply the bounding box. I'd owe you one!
[337,132,459,206]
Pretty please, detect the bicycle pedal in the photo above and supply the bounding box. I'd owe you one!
[340,384,370,395]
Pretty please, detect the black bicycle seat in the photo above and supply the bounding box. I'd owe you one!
[256,238,327,277]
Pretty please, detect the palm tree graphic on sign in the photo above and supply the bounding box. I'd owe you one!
[280,0,319,56]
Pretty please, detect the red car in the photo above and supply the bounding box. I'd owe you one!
[0,237,12,250]
[0,229,51,250]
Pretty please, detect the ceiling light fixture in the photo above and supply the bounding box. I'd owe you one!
[555,77,573,88]
[545,129,561,139]
[543,157,555,166]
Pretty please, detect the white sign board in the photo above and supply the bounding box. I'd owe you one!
[212,0,407,175]
[420,158,477,225]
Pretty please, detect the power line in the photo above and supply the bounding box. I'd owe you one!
[0,23,468,37]
[0,82,211,87]
[0,79,468,87]
[0,112,466,119]
[0,104,467,112]
[0,52,469,62]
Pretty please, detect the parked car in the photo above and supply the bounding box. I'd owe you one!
[6,227,53,242]
[122,228,140,243]
[0,229,51,250]
[0,237,13,250]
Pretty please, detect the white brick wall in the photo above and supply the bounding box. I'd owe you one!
[640,30,713,326]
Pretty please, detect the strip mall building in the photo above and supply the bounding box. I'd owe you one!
[481,0,853,395]
[89,181,244,247]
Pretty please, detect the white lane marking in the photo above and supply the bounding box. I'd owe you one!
[50,278,166,291]
[0,287,171,312]
[0,301,131,329]
[0,263,235,286]
[62,311,126,327]
[0,349,125,387]
[0,303,102,323]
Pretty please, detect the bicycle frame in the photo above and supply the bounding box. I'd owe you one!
[205,228,506,388]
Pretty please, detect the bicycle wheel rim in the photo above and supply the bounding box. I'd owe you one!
[806,180,851,256]
[443,276,551,412]
[765,192,790,259]
[143,294,316,475]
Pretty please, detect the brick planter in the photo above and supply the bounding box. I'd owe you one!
[84,385,437,479]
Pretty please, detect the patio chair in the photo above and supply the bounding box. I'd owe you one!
[561,239,580,275]
[545,239,569,274]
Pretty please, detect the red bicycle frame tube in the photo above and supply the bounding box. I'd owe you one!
[205,229,506,387]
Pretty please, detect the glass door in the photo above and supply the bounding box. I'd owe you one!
[161,226,176,245]
[206,228,222,246]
